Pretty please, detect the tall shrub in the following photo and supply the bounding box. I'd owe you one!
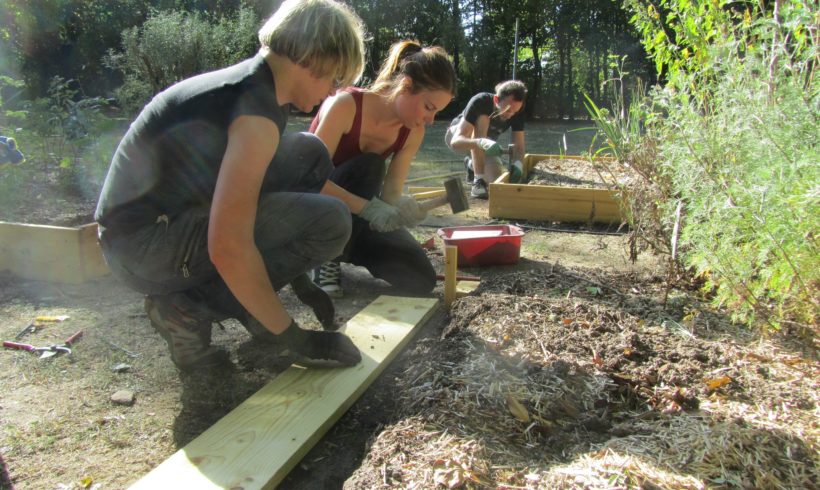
[608,0,818,330]
[105,6,259,114]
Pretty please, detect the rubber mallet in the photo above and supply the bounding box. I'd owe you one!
[416,176,470,214]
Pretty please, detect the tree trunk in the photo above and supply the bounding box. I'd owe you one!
[451,0,461,74]
[567,42,574,121]
[529,36,542,118]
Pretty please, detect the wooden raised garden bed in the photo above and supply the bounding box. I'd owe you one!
[488,153,625,224]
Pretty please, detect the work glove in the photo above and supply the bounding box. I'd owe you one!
[509,159,524,183]
[396,195,428,227]
[359,196,402,232]
[476,138,503,157]
[290,273,337,330]
[277,319,361,367]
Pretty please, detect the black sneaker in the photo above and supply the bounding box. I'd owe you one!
[145,294,230,371]
[464,156,474,183]
[470,178,488,199]
[313,260,342,298]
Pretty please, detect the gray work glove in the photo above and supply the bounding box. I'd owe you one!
[396,195,428,227]
[359,196,402,232]
[277,319,361,367]
[476,138,503,157]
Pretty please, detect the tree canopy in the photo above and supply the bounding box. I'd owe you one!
[0,0,653,118]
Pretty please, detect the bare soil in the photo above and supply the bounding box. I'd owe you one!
[1,173,817,489]
[528,156,638,189]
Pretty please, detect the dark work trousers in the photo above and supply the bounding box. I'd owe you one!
[329,152,436,295]
[99,132,352,320]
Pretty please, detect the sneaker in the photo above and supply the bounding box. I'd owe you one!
[313,260,343,298]
[145,294,230,371]
[470,178,488,199]
[464,156,474,183]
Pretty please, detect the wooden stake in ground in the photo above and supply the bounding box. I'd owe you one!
[129,295,439,490]
[444,245,458,308]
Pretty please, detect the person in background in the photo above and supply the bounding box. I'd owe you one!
[310,40,456,298]
[94,0,366,371]
[445,80,527,198]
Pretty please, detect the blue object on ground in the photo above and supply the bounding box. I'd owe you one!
[0,135,24,164]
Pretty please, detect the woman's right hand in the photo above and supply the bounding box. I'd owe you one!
[396,195,428,227]
[360,197,403,232]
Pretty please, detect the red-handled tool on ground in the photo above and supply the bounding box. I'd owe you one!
[3,330,83,359]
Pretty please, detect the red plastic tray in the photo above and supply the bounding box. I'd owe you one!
[436,225,524,267]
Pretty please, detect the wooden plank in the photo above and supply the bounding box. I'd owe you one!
[488,183,621,223]
[0,221,109,283]
[404,171,462,184]
[0,221,83,283]
[524,153,616,168]
[407,186,443,194]
[444,246,458,308]
[129,295,439,490]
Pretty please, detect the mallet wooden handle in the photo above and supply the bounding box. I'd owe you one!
[418,194,449,212]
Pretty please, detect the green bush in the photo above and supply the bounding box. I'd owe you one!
[604,0,819,331]
[105,6,260,114]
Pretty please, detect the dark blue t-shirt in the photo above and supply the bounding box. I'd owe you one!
[96,54,288,230]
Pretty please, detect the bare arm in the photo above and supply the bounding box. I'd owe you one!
[208,115,290,334]
[381,128,424,204]
[468,115,491,173]
[448,116,491,153]
[313,93,371,213]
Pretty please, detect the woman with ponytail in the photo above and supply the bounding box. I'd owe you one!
[310,40,456,297]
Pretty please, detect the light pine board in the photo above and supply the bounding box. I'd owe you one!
[129,295,439,490]
[488,182,621,223]
[0,221,109,283]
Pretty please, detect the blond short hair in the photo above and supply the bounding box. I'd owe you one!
[259,0,365,88]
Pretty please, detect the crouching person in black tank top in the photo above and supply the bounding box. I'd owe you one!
[95,0,367,371]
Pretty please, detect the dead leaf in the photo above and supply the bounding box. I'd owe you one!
[506,394,530,423]
[704,375,732,391]
[561,318,572,325]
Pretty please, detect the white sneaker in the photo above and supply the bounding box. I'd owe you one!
[313,260,343,298]
[470,178,488,199]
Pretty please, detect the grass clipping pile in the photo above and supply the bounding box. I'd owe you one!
[345,267,818,489]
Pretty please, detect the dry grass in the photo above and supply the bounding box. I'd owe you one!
[344,268,819,489]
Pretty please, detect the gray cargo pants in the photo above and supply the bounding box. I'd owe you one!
[99,132,351,320]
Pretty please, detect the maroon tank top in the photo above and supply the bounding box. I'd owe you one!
[309,87,411,166]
